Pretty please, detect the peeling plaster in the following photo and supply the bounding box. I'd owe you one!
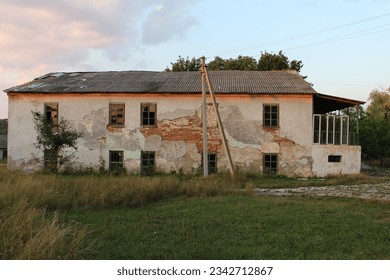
[7,94,361,177]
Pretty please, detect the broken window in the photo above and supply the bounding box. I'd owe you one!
[263,154,278,175]
[44,103,59,125]
[263,104,279,128]
[109,150,124,171]
[141,103,157,126]
[141,151,155,174]
[109,103,125,126]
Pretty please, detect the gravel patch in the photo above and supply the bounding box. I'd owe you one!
[254,183,390,201]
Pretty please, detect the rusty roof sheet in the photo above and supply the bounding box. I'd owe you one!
[5,70,318,95]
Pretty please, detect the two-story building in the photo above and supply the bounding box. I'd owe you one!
[5,70,364,176]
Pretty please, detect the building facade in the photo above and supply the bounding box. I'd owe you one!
[5,70,364,176]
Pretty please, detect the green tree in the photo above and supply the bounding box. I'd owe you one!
[366,88,390,119]
[166,51,304,74]
[360,116,390,166]
[359,87,390,166]
[32,112,83,172]
[165,56,200,72]
[208,55,258,70]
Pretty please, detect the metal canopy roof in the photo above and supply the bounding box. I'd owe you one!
[313,94,365,114]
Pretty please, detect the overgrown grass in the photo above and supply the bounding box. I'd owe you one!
[0,202,87,259]
[65,195,390,260]
[0,163,389,259]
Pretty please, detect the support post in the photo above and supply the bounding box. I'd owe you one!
[201,57,208,177]
[202,61,235,178]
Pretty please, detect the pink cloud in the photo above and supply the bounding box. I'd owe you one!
[0,0,203,118]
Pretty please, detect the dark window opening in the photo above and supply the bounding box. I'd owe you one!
[44,103,59,125]
[263,104,279,128]
[44,149,57,171]
[264,154,278,175]
[109,150,124,171]
[208,153,217,174]
[109,103,125,126]
[141,151,155,174]
[141,103,157,126]
[328,155,342,163]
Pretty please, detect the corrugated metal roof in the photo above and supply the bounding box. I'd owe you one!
[5,70,318,95]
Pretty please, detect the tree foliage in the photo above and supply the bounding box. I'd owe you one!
[257,51,303,72]
[32,112,83,172]
[166,51,304,74]
[366,88,390,119]
[359,88,390,165]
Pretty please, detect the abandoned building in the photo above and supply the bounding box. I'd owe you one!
[5,70,364,176]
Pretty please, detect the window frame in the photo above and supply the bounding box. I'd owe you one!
[109,150,124,171]
[141,103,157,127]
[141,151,156,174]
[263,104,279,128]
[109,103,125,126]
[263,153,278,175]
[44,103,59,125]
[208,153,217,174]
[44,149,57,171]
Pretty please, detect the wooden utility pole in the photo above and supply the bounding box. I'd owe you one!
[201,57,235,178]
[201,57,208,177]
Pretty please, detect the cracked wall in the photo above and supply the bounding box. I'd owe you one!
[8,93,334,176]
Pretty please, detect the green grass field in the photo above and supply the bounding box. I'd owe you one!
[0,164,389,259]
[66,195,390,260]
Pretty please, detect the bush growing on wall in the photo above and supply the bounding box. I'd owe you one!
[32,111,83,172]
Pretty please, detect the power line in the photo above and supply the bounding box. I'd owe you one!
[284,24,390,51]
[214,12,390,57]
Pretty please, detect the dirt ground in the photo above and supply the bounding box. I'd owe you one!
[255,163,390,201]
[255,183,390,201]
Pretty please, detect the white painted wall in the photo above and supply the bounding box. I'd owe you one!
[7,92,361,176]
[312,145,361,177]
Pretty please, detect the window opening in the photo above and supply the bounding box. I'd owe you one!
[141,103,157,126]
[263,104,279,128]
[109,103,125,126]
[208,153,217,174]
[328,155,342,162]
[44,103,59,125]
[141,151,155,174]
[109,150,124,171]
[264,154,278,175]
[313,114,349,145]
[44,149,57,171]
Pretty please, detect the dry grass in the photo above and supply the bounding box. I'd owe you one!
[0,202,88,259]
[0,165,239,211]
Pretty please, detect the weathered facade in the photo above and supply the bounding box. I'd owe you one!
[5,70,364,176]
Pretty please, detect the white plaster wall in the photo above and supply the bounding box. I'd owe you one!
[312,145,361,177]
[8,93,315,174]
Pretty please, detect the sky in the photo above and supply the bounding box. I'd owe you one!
[1,0,390,118]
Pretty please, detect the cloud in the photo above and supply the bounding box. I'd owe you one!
[0,0,201,70]
[0,0,202,117]
[141,1,200,44]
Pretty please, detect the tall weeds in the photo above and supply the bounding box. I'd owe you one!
[0,202,87,259]
[0,166,241,259]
